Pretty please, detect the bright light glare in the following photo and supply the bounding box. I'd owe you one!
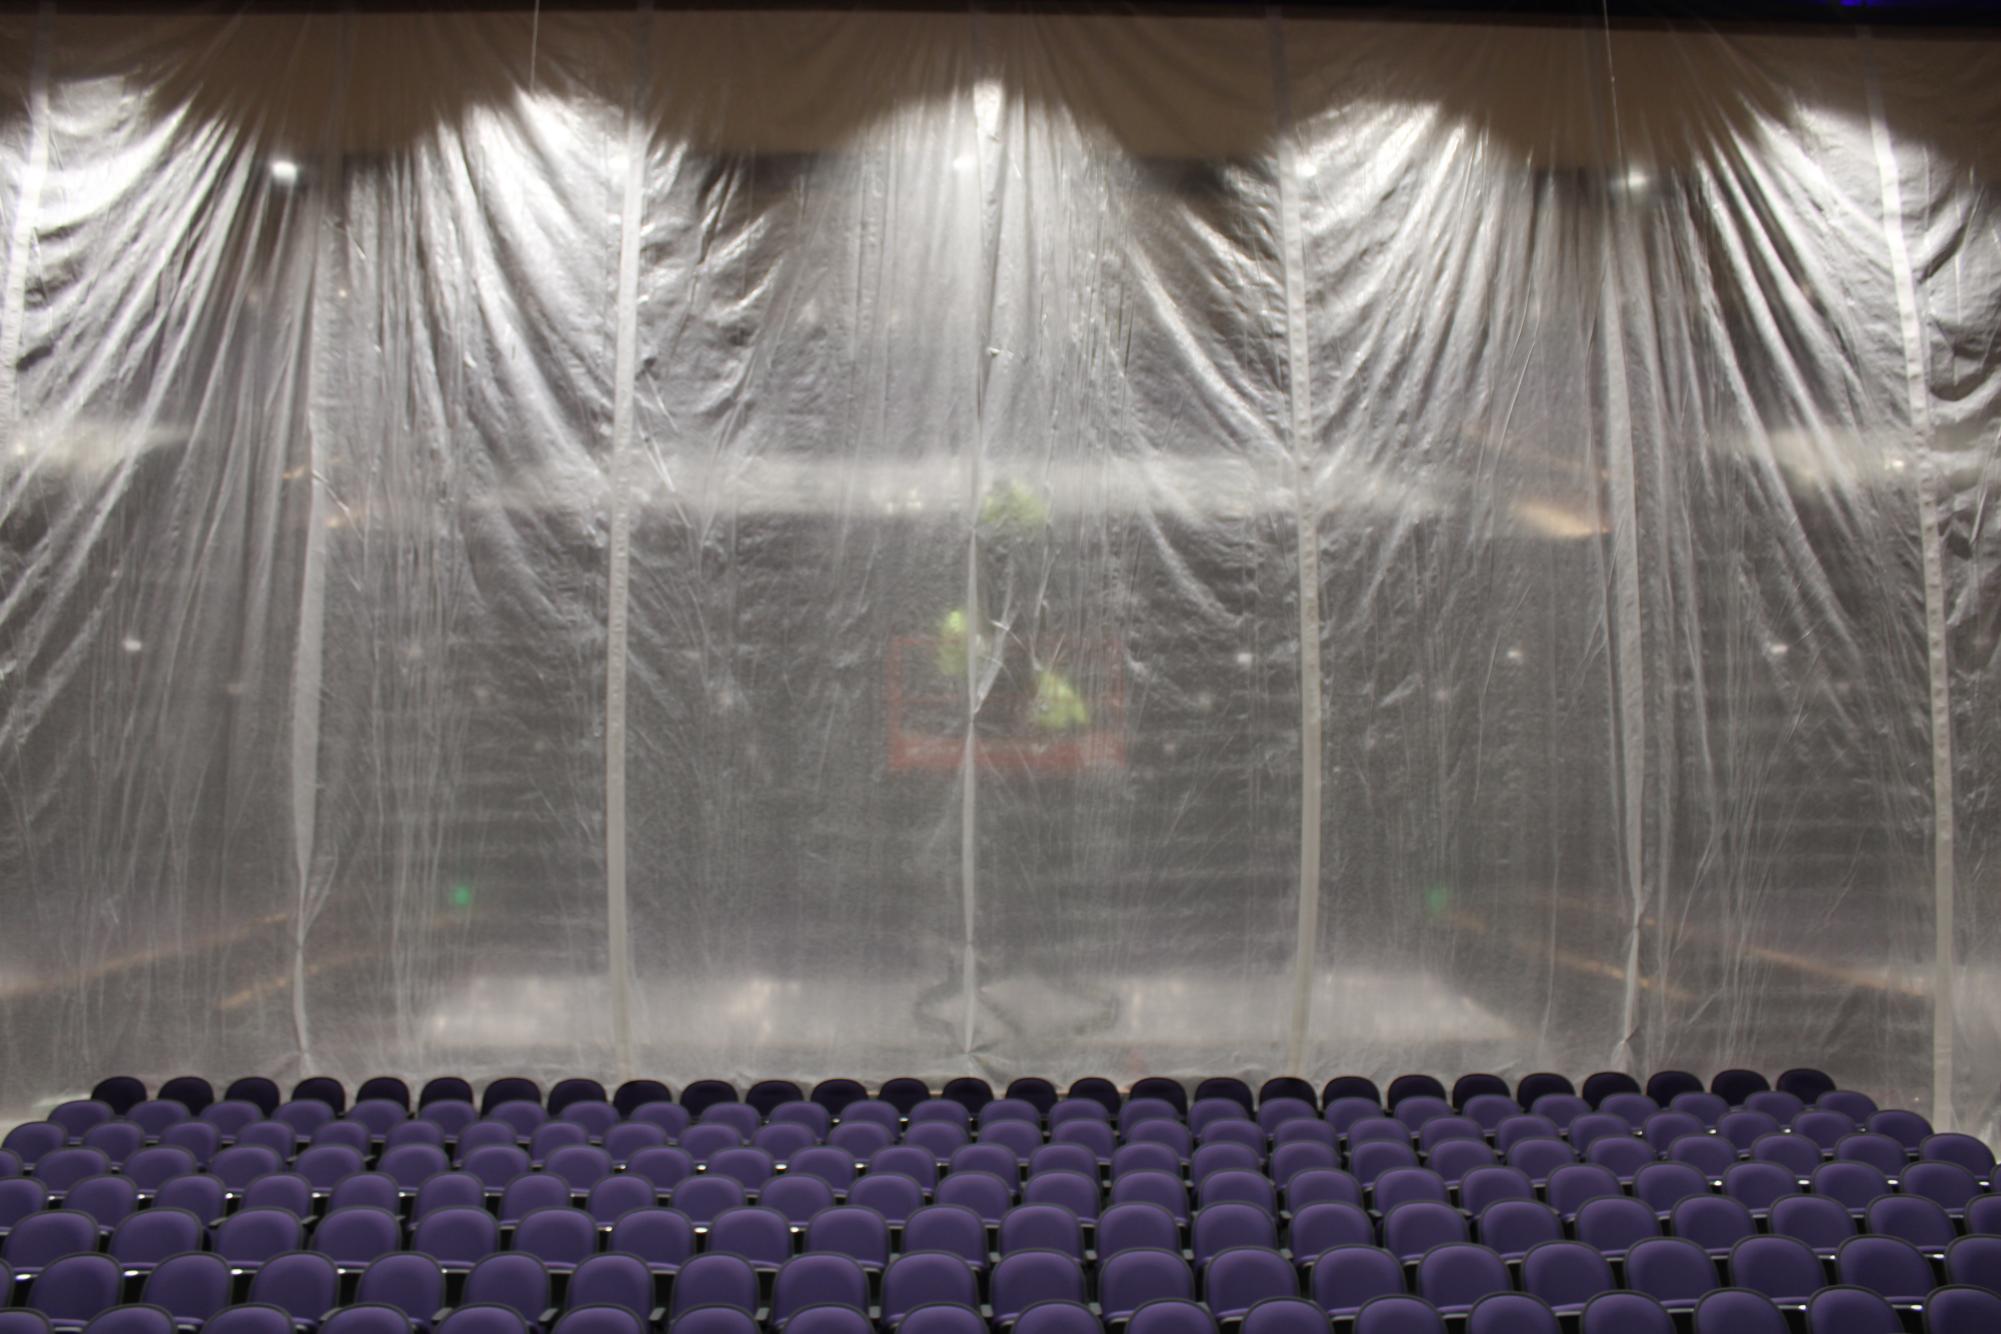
[269,159,300,185]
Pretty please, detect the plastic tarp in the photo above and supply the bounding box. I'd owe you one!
[0,6,1994,1137]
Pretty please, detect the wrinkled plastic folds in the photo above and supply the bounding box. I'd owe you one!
[0,7,1995,1137]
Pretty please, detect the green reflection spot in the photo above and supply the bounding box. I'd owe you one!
[450,883,474,909]
[1424,883,1452,916]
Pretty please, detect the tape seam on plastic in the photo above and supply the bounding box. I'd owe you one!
[604,1,652,1083]
[1864,30,1956,1130]
[1269,11,1324,1077]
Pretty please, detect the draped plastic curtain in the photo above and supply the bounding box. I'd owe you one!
[0,6,1994,1140]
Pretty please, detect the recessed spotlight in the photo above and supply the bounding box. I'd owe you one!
[269,159,300,185]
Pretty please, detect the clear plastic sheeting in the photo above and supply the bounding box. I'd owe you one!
[0,6,1994,1137]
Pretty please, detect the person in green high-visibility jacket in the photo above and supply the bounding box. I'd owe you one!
[931,479,1089,734]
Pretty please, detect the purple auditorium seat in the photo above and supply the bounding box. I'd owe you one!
[754,1173,831,1228]
[1668,1194,1756,1260]
[548,1080,608,1117]
[948,1144,1015,1183]
[412,1171,485,1218]
[1750,1134,1821,1178]
[1721,1162,1796,1213]
[249,1250,343,1332]
[235,1123,301,1162]
[328,1174,401,1215]
[1048,1099,1111,1131]
[1284,1169,1365,1211]
[990,1250,1088,1327]
[1620,1236,1718,1310]
[89,1080,147,1118]
[1113,1144,1181,1180]
[1449,1075,1509,1109]
[1027,1143,1097,1180]
[1809,1162,1890,1213]
[410,1204,500,1271]
[1414,1244,1510,1316]
[1190,1099,1250,1136]
[509,1207,597,1274]
[607,1208,696,1276]
[460,1252,553,1327]
[3,1208,94,1275]
[1128,1081,1186,1117]
[1197,1079,1255,1114]
[1127,1301,1218,1334]
[434,1308,528,1334]
[489,1104,549,1142]
[1744,1092,1807,1126]
[1009,1079,1063,1117]
[582,1174,653,1227]
[852,1176,928,1232]
[48,1103,115,1144]
[1457,1168,1534,1216]
[420,1079,474,1110]
[107,1207,204,1274]
[600,1123,668,1167]
[78,1124,141,1170]
[1793,1111,1856,1153]
[1668,1093,1730,1127]
[32,1253,126,1330]
[1130,1122,1195,1161]
[780,1308,872,1334]
[1727,1235,1824,1305]
[1191,1144,1262,1185]
[1009,1304,1100,1334]
[1640,1112,1704,1154]
[314,1123,376,1157]
[500,1175,579,1227]
[1414,1117,1483,1152]
[1465,1294,1558,1334]
[1665,1135,1738,1179]
[551,1309,641,1334]
[1381,1202,1466,1263]
[1190,1203,1277,1267]
[669,1253,760,1319]
[456,1125,520,1162]
[1905,1160,1984,1214]
[630,1104,691,1139]
[1716,1112,1781,1154]
[1352,1296,1445,1334]
[290,1080,346,1115]
[879,1252,981,1329]
[1804,1285,1899,1334]
[1834,1234,1934,1304]
[481,1080,542,1117]
[1565,1115,1631,1154]
[1259,1100,1319,1135]
[1572,1195,1657,1259]
[906,1124,968,1162]
[356,1077,412,1110]
[542,1145,615,1192]
[566,1253,659,1323]
[419,1103,480,1141]
[1116,1099,1181,1138]
[1502,1140,1573,1189]
[1581,1291,1675,1334]
[273,1102,335,1143]
[1519,1242,1612,1316]
[1513,1075,1572,1108]
[62,1174,136,1229]
[1776,1070,1836,1106]
[1767,1193,1855,1256]
[1831,1132,1907,1176]
[1865,1194,1955,1252]
[1274,1121,1338,1154]
[1945,1232,2001,1289]
[933,1170,1013,1226]
[663,1311,752,1334]
[1308,1245,1404,1318]
[1099,1249,1195,1323]
[1109,1170,1187,1225]
[1022,1170,1100,1221]
[33,1148,112,1194]
[699,1104,761,1143]
[941,1079,994,1119]
[1544,1164,1621,1221]
[320,1306,416,1334]
[1324,1099,1386,1138]
[126,1102,191,1142]
[1866,1109,1931,1151]
[79,1305,175,1334]
[753,1123,817,1161]
[1350,1142,1420,1191]
[1599,1093,1660,1128]
[808,1204,893,1274]
[346,1099,408,1140]
[241,1175,314,1220]
[1927,1286,2001,1334]
[356,1254,446,1331]
[825,1124,890,1159]
[1583,1136,1654,1184]
[980,1122,1045,1164]
[208,1304,305,1334]
[1474,1200,1566,1262]
[981,1098,1043,1129]
[1292,1203,1378,1264]
[305,1205,398,1271]
[140,1253,234,1327]
[1096,1202,1181,1260]
[1202,1246,1295,1322]
[1709,1071,1769,1107]
[1643,1072,1703,1106]
[999,1205,1085,1261]
[706,1206,792,1274]
[1240,1296,1320,1334]
[152,1175,225,1222]
[157,1079,215,1116]
[1629,1162,1707,1218]
[621,1146,693,1192]
[1690,1289,1786,1334]
[769,1255,869,1328]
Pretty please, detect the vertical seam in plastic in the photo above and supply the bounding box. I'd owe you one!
[959,9,986,1067]
[1600,210,1648,1079]
[0,1,50,434]
[1864,29,1955,1130]
[1268,11,1323,1077]
[604,0,652,1083]
[287,9,348,1074]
